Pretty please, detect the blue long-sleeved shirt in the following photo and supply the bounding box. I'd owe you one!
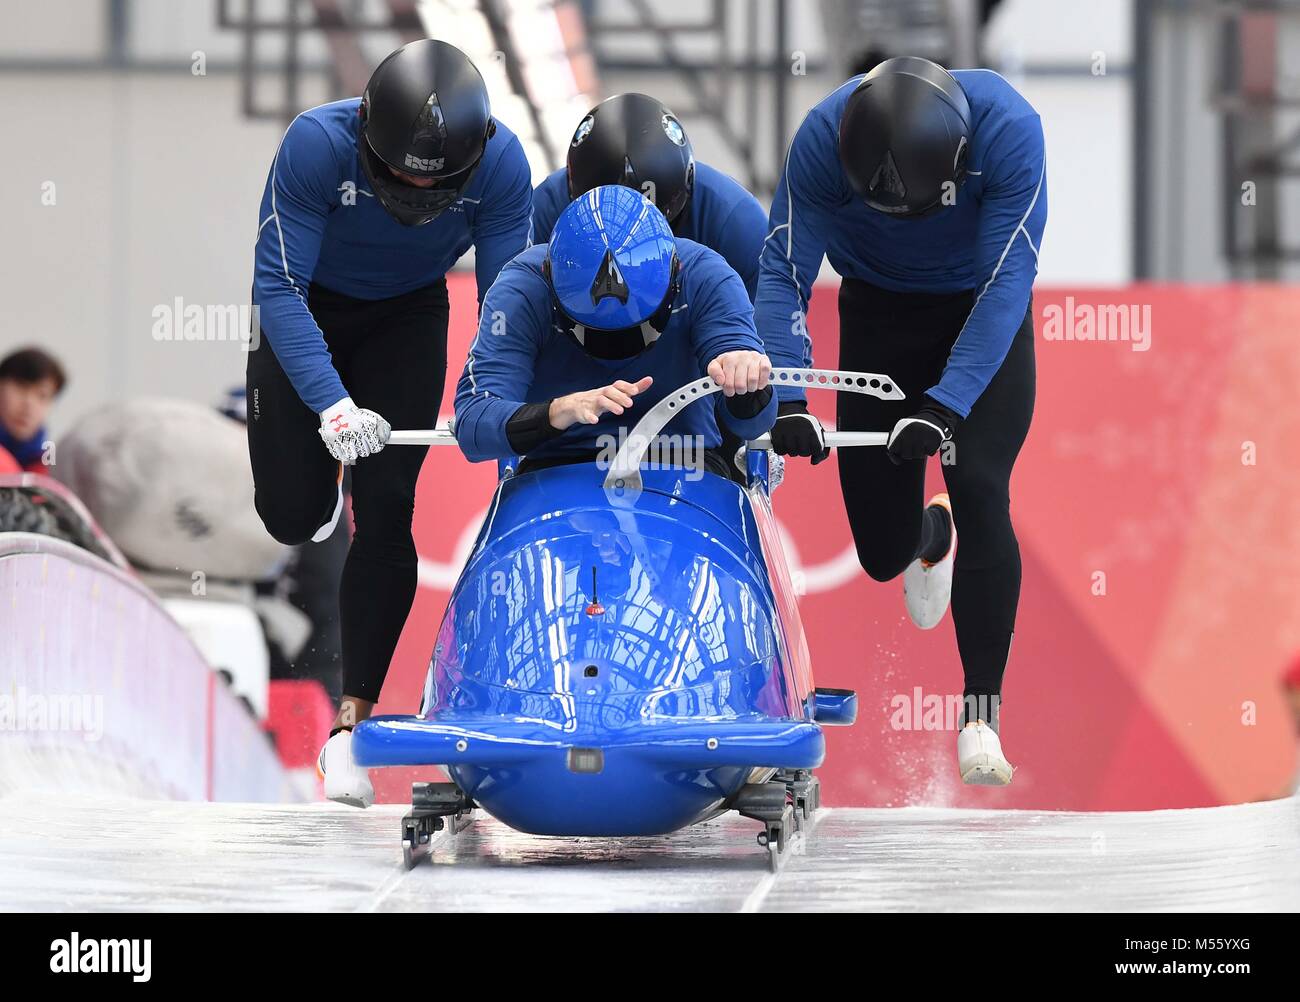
[454,240,776,464]
[0,422,46,468]
[532,162,769,301]
[754,70,1047,415]
[252,99,534,412]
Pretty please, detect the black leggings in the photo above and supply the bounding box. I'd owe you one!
[247,281,449,703]
[836,278,1035,702]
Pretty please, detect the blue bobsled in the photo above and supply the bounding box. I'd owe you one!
[353,369,901,865]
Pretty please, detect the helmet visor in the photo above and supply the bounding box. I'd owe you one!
[552,260,679,360]
[358,131,485,225]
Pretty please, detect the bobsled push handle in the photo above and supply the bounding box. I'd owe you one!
[388,425,458,446]
[602,367,904,494]
[747,429,890,450]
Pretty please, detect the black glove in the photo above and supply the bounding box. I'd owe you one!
[722,384,773,420]
[770,400,830,465]
[886,398,961,465]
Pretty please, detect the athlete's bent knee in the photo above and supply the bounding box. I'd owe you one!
[255,495,330,546]
[855,543,911,583]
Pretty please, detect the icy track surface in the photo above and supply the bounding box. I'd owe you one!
[2,794,1297,912]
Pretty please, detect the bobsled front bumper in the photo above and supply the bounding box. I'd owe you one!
[352,715,825,837]
[352,715,824,771]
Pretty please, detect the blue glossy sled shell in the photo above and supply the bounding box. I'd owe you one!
[353,460,844,836]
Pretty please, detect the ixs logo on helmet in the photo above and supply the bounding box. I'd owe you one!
[404,153,446,172]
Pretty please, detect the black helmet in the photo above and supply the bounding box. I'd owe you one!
[357,39,496,226]
[566,93,695,226]
[838,57,972,218]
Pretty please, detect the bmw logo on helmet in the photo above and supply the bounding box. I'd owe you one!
[565,94,697,225]
[571,114,596,147]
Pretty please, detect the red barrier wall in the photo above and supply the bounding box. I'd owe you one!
[374,279,1300,810]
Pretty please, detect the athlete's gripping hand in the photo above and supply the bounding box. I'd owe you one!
[548,376,654,430]
[886,398,961,465]
[708,350,772,397]
[770,399,830,465]
[318,397,391,465]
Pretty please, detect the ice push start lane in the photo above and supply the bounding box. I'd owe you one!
[1,793,1297,912]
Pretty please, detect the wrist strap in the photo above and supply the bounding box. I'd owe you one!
[506,401,565,455]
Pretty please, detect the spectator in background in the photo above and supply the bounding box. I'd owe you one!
[0,347,67,473]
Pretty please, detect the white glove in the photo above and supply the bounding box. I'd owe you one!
[318,397,391,464]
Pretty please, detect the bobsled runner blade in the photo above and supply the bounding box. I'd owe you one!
[733,779,797,873]
[775,768,821,822]
[400,782,476,869]
[731,770,824,871]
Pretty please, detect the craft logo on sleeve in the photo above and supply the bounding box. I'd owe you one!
[49,933,151,983]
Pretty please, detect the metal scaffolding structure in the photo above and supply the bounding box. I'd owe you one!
[1134,0,1300,280]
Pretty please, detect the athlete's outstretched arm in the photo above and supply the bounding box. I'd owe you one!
[753,113,841,403]
[252,115,346,414]
[693,263,777,440]
[927,114,1047,417]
